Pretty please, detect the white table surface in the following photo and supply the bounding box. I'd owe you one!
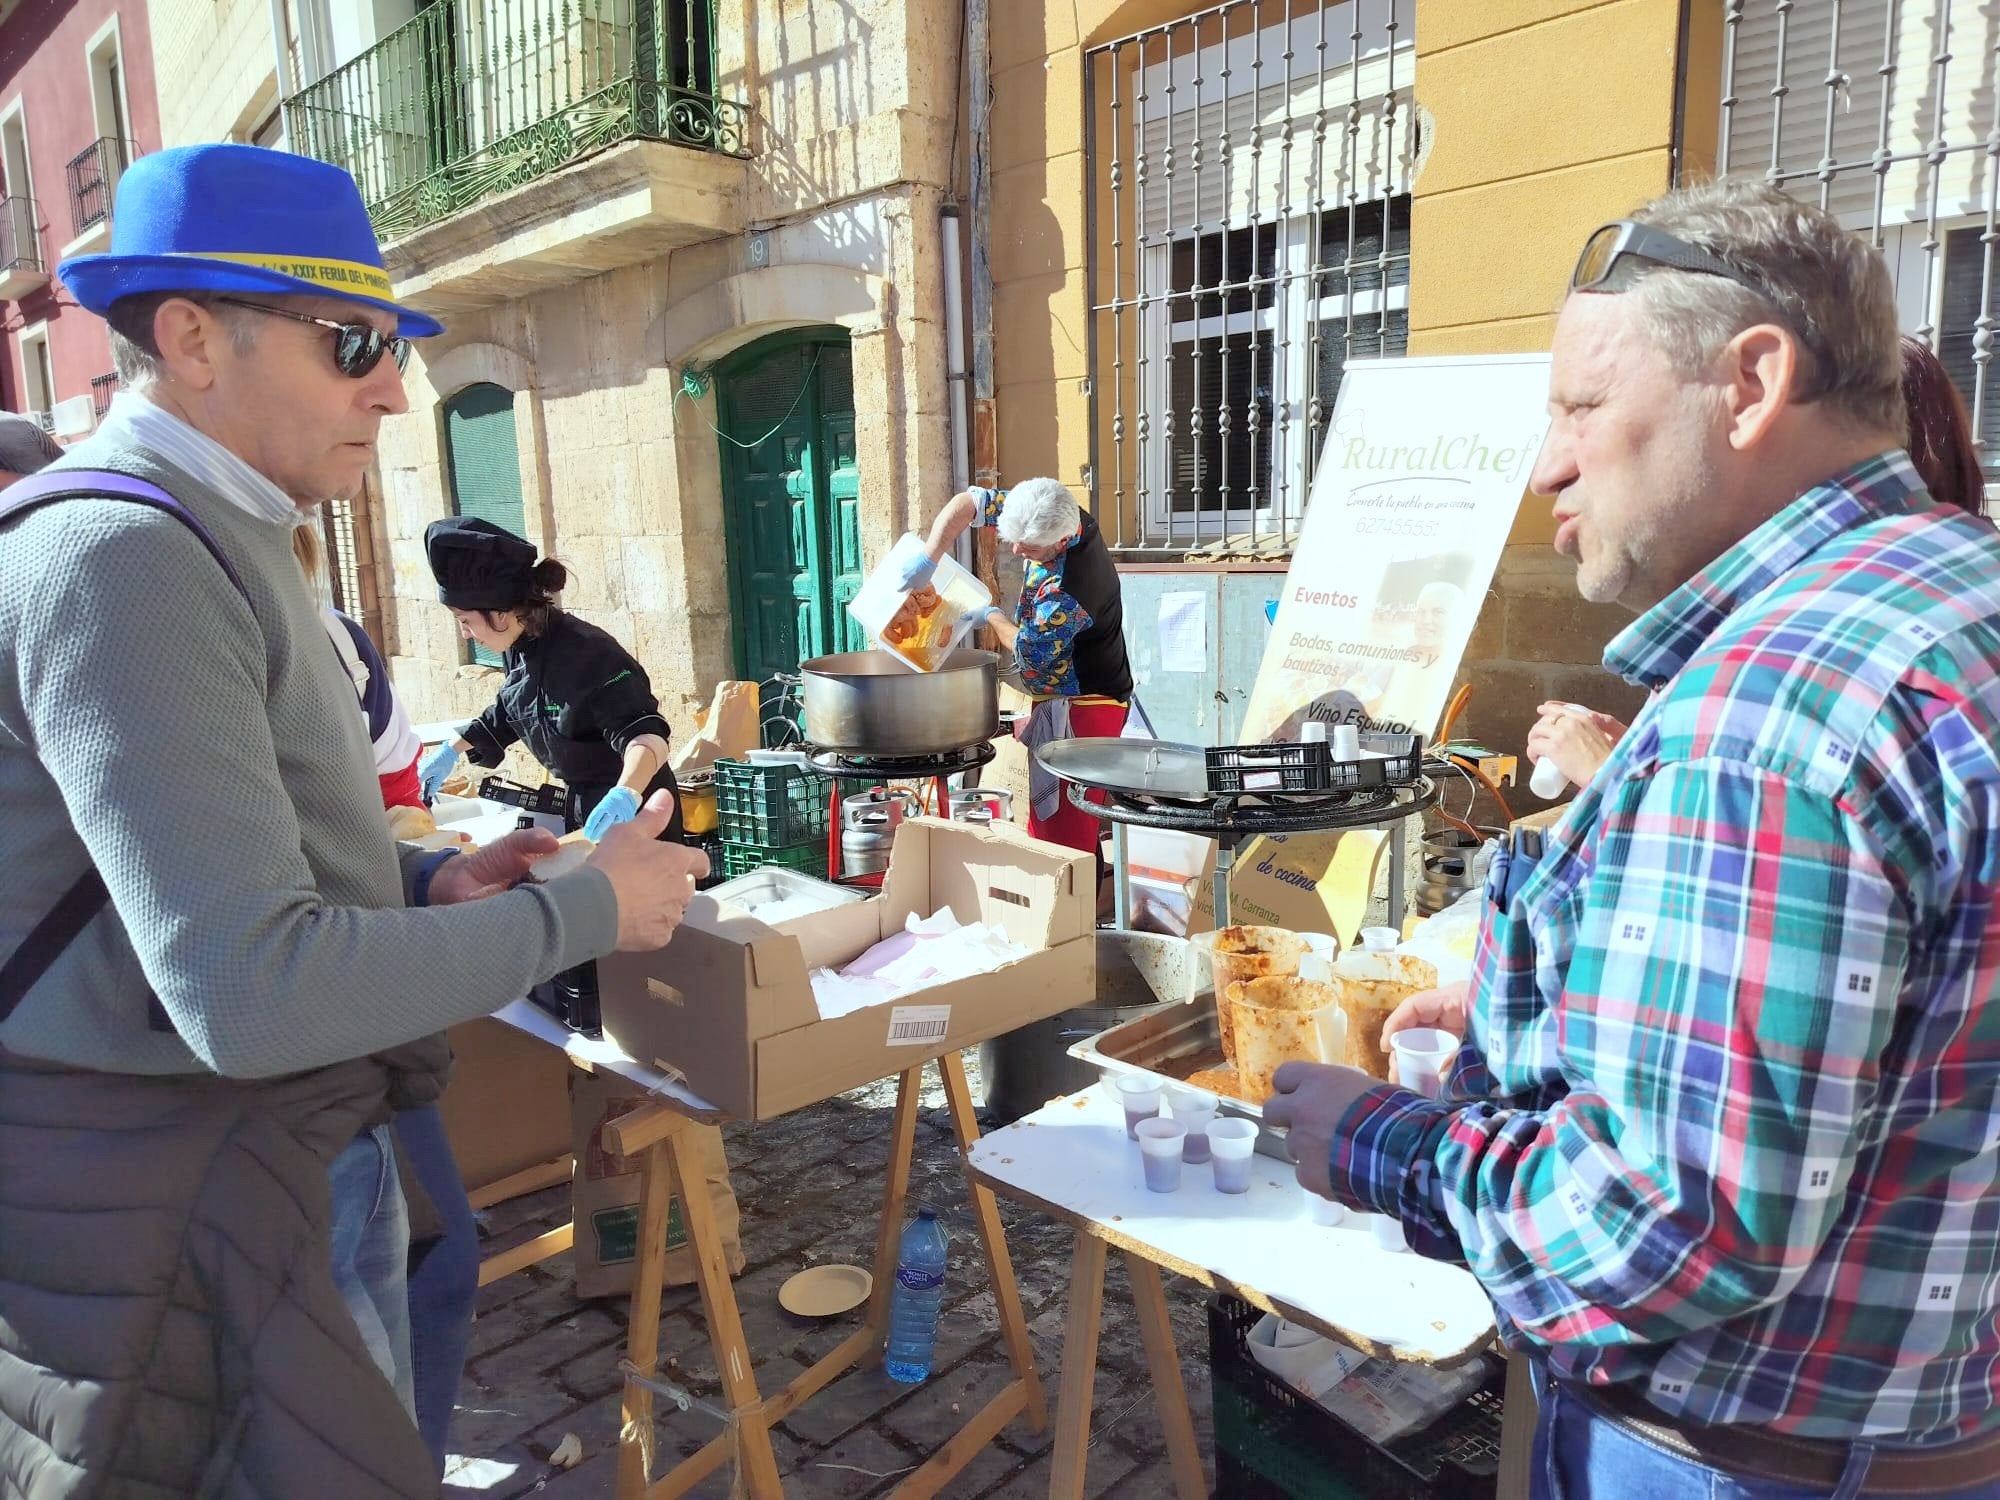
[967,1086,1496,1365]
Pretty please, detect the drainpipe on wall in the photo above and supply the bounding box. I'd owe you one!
[266,0,295,139]
[940,203,975,571]
[965,0,1000,600]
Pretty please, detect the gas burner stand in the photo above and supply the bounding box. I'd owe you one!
[1067,775,1440,927]
[804,740,999,885]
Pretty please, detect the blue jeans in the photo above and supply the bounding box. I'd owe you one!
[394,1103,480,1472]
[328,1124,414,1415]
[1532,1362,2000,1499]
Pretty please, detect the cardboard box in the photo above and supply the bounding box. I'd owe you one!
[436,1019,573,1194]
[600,818,1097,1119]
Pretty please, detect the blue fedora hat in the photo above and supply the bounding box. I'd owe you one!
[59,143,443,338]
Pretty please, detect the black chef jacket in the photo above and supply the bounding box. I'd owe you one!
[463,609,682,837]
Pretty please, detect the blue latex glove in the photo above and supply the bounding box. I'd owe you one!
[896,551,938,592]
[419,742,461,801]
[582,785,641,841]
[961,604,1005,631]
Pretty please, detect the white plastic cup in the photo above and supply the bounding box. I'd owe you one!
[1208,1117,1259,1194]
[1115,1076,1163,1139]
[1369,1213,1409,1253]
[1136,1118,1188,1193]
[1389,1027,1458,1099]
[1330,723,1361,760]
[1165,1088,1218,1163]
[1298,932,1339,983]
[1358,925,1401,954]
[1531,703,1594,800]
[1530,757,1569,800]
[1302,1194,1347,1228]
[1302,719,1328,744]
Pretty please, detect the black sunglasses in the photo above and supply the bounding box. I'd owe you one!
[1572,219,1824,396]
[215,297,411,378]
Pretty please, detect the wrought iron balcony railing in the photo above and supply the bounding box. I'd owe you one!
[66,137,137,237]
[0,194,42,275]
[285,0,749,243]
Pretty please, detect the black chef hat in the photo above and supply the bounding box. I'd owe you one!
[425,516,539,611]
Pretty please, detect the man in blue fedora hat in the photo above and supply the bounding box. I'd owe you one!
[0,144,708,1496]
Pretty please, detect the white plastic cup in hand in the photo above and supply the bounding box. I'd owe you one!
[1208,1117,1259,1194]
[1136,1118,1188,1193]
[1389,1027,1458,1099]
[1530,756,1569,800]
[1530,702,1594,799]
[1370,1214,1409,1253]
[1115,1076,1163,1139]
[1166,1088,1218,1163]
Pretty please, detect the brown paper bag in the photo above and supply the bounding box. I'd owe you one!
[568,1073,744,1298]
[671,681,760,778]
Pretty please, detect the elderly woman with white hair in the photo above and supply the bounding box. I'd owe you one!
[905,476,1134,879]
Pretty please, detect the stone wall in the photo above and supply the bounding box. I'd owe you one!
[1409,0,1686,793]
[376,0,962,752]
[147,0,277,146]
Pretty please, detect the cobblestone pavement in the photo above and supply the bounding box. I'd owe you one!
[443,1058,1217,1498]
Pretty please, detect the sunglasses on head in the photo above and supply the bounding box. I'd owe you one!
[1572,219,1825,395]
[214,296,412,378]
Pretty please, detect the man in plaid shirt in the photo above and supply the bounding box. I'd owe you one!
[1266,180,2000,1497]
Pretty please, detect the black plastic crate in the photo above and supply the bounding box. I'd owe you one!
[714,758,834,846]
[477,774,569,817]
[1363,731,1426,785]
[689,833,726,890]
[1205,732,1426,795]
[1208,1295,1503,1500]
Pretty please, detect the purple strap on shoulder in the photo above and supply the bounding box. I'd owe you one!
[0,468,251,600]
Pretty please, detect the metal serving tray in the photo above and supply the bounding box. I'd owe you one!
[1065,997,1296,1158]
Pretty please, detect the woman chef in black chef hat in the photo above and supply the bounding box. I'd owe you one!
[419,516,684,843]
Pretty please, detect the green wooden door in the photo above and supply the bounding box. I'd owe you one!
[716,332,864,731]
[442,380,525,668]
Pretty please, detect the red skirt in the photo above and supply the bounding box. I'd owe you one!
[1028,699,1130,861]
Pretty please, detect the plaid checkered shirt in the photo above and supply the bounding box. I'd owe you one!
[1328,451,2000,1444]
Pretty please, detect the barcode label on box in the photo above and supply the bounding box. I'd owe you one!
[887,1005,951,1047]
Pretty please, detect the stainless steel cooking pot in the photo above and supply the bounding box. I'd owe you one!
[800,649,1001,755]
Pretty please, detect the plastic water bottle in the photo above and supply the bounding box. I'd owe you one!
[884,1208,949,1383]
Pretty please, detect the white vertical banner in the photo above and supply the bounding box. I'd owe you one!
[1195,354,1553,940]
[1243,354,1552,745]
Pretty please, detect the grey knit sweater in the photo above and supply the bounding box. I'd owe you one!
[0,433,619,1077]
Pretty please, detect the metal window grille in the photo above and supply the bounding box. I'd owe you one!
[1716,0,2000,508]
[90,372,118,418]
[318,494,372,630]
[65,138,135,238]
[1086,0,1415,557]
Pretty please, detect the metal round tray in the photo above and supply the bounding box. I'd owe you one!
[1067,776,1440,836]
[1034,737,1211,800]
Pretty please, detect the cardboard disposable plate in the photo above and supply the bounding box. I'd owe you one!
[527,833,594,883]
[778,1264,873,1318]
